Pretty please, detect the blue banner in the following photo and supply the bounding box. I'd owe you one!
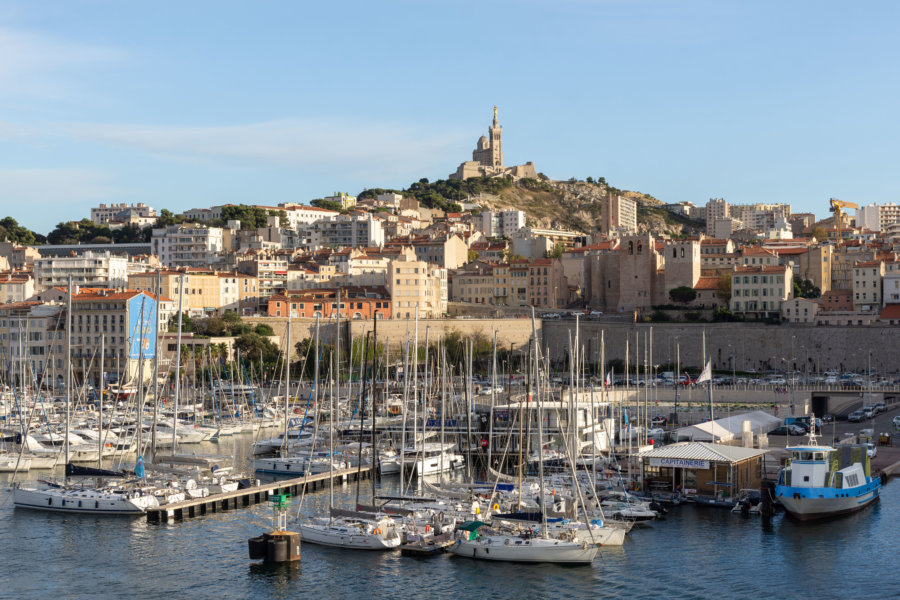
[128,294,157,360]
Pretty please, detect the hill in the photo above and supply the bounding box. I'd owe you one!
[362,176,704,237]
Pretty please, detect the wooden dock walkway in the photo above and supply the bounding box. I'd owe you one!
[146,467,371,523]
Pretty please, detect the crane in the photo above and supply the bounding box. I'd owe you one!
[829,198,858,245]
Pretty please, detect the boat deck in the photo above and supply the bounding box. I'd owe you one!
[146,467,371,523]
[399,532,455,557]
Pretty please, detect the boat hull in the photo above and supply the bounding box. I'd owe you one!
[776,481,881,520]
[299,524,401,550]
[451,536,597,564]
[13,486,159,515]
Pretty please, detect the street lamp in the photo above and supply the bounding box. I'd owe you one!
[727,343,736,384]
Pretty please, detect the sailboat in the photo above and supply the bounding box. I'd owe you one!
[298,309,403,550]
[450,309,597,565]
[13,280,159,515]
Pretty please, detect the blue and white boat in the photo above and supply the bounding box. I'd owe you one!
[775,431,881,520]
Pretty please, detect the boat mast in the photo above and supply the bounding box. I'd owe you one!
[172,274,185,454]
[489,329,497,478]
[370,311,378,502]
[65,276,72,476]
[98,333,104,469]
[399,318,410,492]
[136,296,146,461]
[283,306,291,456]
[151,269,160,461]
[530,307,548,538]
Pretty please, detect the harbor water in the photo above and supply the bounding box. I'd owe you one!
[2,434,898,599]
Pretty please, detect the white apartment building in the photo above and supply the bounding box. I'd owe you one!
[858,203,900,232]
[276,203,340,227]
[0,272,35,303]
[152,225,224,268]
[729,264,793,318]
[479,209,526,238]
[304,214,384,250]
[91,202,156,225]
[34,251,130,291]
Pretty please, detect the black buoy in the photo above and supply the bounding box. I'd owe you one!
[248,494,301,563]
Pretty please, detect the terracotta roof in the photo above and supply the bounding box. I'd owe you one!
[693,277,720,291]
[880,304,900,320]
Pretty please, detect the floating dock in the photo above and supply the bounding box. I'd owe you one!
[146,466,371,523]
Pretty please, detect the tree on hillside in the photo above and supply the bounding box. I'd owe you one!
[0,217,44,245]
[716,273,732,303]
[311,198,343,212]
[809,226,828,242]
[467,250,479,263]
[155,209,184,227]
[793,276,821,299]
[669,286,698,305]
[544,243,565,260]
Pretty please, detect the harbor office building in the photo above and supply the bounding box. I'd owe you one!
[640,442,767,498]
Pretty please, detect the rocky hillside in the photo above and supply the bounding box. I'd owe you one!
[473,179,703,237]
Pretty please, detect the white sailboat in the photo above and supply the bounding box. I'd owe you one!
[451,310,597,565]
[13,280,160,516]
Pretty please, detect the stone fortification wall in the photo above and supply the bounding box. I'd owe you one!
[244,316,896,373]
[540,321,899,375]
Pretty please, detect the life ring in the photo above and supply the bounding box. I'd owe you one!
[492,503,500,511]
[373,528,381,535]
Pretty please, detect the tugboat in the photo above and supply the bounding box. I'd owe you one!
[774,427,881,520]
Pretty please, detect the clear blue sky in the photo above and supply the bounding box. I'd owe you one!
[2,0,899,232]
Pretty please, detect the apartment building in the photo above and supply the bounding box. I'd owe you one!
[0,302,65,387]
[729,264,793,318]
[782,297,819,324]
[34,251,130,291]
[275,203,340,227]
[267,287,390,319]
[705,198,729,236]
[601,192,638,234]
[858,203,900,232]
[152,224,224,268]
[387,258,447,319]
[409,235,468,270]
[304,214,384,250]
[90,202,156,225]
[852,260,885,312]
[236,250,290,302]
[0,271,35,303]
[478,209,526,238]
[451,261,497,305]
[69,289,158,384]
[129,269,256,318]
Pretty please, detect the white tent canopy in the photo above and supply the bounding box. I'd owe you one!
[674,410,782,443]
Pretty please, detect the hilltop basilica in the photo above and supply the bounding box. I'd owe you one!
[449,107,537,181]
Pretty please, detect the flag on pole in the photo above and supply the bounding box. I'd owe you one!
[696,361,712,384]
[604,371,612,387]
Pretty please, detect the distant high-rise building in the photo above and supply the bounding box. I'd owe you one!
[601,192,637,234]
[858,203,900,232]
[705,198,730,236]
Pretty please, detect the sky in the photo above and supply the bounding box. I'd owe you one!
[2,0,900,232]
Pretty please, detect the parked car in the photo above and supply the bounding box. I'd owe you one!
[651,415,669,427]
[771,425,805,436]
[865,443,877,458]
[892,415,900,429]
[821,413,834,423]
[847,410,864,423]
[873,402,886,414]
[862,406,876,418]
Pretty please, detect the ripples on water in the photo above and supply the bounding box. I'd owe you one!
[1,436,897,599]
